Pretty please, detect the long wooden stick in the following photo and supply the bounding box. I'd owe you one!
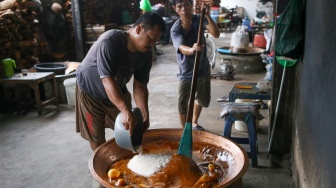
[186,6,206,122]
[178,6,207,157]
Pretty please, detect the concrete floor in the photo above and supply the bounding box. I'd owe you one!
[0,30,293,187]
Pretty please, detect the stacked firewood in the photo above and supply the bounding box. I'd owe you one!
[62,0,75,61]
[0,0,41,71]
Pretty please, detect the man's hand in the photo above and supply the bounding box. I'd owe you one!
[143,119,150,131]
[203,3,210,17]
[190,43,204,55]
[121,109,137,136]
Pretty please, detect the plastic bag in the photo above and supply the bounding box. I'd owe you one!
[264,29,273,51]
[230,26,249,52]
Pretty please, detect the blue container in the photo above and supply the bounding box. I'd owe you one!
[210,7,220,15]
[217,48,231,54]
[210,14,219,22]
[242,16,251,31]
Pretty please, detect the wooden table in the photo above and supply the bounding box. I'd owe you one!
[229,82,271,102]
[0,72,59,115]
[217,19,231,32]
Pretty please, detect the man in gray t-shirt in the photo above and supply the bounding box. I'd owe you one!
[76,12,165,151]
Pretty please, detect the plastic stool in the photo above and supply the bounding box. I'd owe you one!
[223,113,258,167]
[220,102,264,167]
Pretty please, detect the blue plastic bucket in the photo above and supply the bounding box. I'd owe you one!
[210,14,219,22]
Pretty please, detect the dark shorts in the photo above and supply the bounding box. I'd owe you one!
[75,84,131,143]
[177,75,211,114]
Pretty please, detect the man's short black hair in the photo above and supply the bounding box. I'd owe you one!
[133,12,166,32]
[170,0,192,6]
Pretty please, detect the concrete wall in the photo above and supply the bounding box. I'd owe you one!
[293,0,336,187]
[220,0,260,20]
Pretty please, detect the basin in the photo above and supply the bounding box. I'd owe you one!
[216,46,265,74]
[217,46,265,56]
[34,63,67,75]
[89,129,249,188]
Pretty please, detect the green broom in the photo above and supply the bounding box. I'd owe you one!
[268,56,298,152]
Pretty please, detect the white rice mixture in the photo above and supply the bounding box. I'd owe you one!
[127,154,172,177]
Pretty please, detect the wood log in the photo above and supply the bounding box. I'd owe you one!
[0,37,9,43]
[0,47,6,57]
[15,40,34,47]
[0,0,73,70]
[3,41,11,49]
[13,49,21,59]
[3,18,11,23]
[0,9,15,18]
[0,0,16,11]
[16,1,38,10]
[31,56,39,63]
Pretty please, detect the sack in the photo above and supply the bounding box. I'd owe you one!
[230,26,249,52]
[264,29,273,51]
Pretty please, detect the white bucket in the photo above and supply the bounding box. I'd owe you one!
[233,99,260,132]
[63,77,77,106]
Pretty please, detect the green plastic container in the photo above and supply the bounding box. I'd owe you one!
[2,58,16,78]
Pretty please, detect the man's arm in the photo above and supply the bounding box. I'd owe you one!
[133,79,150,130]
[205,7,220,38]
[178,44,201,56]
[101,77,135,135]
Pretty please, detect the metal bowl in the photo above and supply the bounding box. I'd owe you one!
[89,129,249,188]
[34,63,66,75]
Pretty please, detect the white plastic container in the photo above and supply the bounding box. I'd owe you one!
[233,99,260,132]
[63,77,77,106]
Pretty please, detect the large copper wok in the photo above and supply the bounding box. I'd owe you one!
[89,129,249,188]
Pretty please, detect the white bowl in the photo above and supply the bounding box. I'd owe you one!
[114,107,144,152]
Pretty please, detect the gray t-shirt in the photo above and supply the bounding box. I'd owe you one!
[170,15,209,80]
[76,30,152,103]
